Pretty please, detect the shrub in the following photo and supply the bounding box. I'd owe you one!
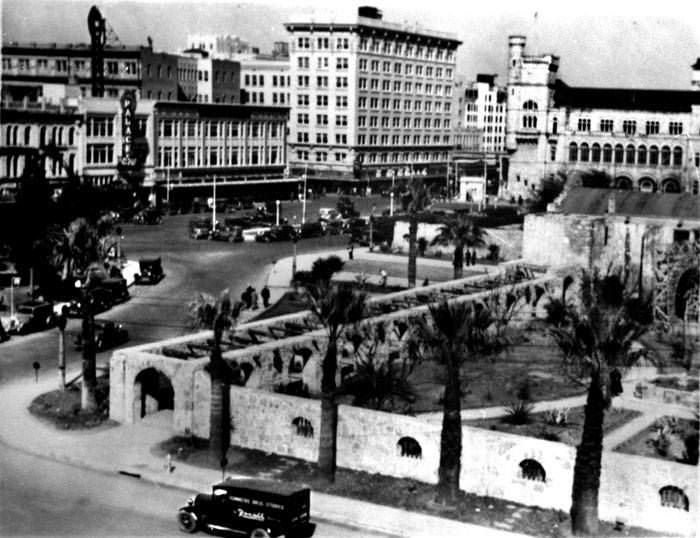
[487,244,500,262]
[503,400,534,425]
[544,408,569,426]
[310,255,344,284]
[434,249,443,259]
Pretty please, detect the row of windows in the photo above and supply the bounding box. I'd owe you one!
[297,56,350,70]
[86,117,114,138]
[358,97,451,113]
[567,142,684,166]
[357,116,451,129]
[4,56,140,77]
[296,36,350,50]
[295,75,349,89]
[3,124,77,147]
[357,38,455,62]
[86,143,114,165]
[159,120,283,139]
[158,145,283,167]
[297,132,349,145]
[575,117,684,136]
[357,59,453,79]
[359,78,452,96]
[243,74,291,87]
[2,153,76,178]
[357,134,451,146]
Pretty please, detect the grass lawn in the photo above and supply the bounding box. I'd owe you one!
[463,406,642,446]
[154,436,664,537]
[614,416,698,465]
[28,374,116,430]
[408,328,586,414]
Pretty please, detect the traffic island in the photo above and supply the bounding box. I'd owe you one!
[28,374,116,430]
[152,436,663,538]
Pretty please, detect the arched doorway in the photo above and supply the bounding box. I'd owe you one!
[615,176,633,190]
[661,178,681,193]
[638,177,657,193]
[133,368,174,420]
[675,268,699,319]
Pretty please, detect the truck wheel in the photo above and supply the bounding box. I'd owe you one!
[177,510,198,533]
[249,529,271,538]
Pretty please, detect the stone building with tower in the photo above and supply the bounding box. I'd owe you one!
[504,35,700,200]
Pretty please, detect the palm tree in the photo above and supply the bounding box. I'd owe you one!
[306,282,367,482]
[412,299,497,503]
[404,178,431,287]
[431,216,484,279]
[550,270,647,535]
[188,290,239,464]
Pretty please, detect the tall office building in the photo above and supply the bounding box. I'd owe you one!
[285,6,461,191]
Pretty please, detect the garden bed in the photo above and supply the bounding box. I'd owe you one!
[153,436,661,537]
[614,416,698,465]
[463,406,642,446]
[28,374,115,430]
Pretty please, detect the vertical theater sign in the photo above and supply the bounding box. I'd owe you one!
[120,90,137,167]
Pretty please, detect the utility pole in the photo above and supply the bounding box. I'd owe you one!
[212,175,217,232]
[56,307,67,390]
[302,166,308,224]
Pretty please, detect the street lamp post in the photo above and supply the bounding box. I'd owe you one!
[211,175,217,232]
[56,306,67,390]
[389,171,396,216]
[75,281,97,411]
[10,275,19,323]
[369,204,376,251]
[301,168,308,224]
[275,200,281,226]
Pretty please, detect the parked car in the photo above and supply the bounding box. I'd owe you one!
[256,224,297,242]
[101,277,130,304]
[189,219,212,240]
[242,226,272,242]
[210,225,243,243]
[66,287,113,318]
[9,301,56,335]
[132,207,163,225]
[134,258,164,285]
[298,221,324,239]
[177,478,316,537]
[75,319,129,352]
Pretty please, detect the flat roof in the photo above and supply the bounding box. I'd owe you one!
[215,478,308,497]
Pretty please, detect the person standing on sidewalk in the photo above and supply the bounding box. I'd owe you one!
[347,240,354,260]
[380,269,388,288]
[261,285,271,308]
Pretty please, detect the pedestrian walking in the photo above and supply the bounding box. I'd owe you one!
[261,285,271,308]
[251,288,259,310]
[471,249,477,265]
[422,277,430,286]
[379,269,388,288]
[347,241,354,260]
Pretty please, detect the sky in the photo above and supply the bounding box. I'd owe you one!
[3,0,700,90]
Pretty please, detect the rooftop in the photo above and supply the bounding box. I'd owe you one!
[553,80,700,113]
[555,187,700,221]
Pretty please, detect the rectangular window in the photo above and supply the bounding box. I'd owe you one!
[298,57,309,69]
[316,114,328,125]
[600,119,614,132]
[317,56,328,69]
[336,76,348,88]
[336,95,348,107]
[359,59,368,71]
[336,57,348,69]
[316,95,328,107]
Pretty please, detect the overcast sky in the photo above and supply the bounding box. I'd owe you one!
[3,0,700,90]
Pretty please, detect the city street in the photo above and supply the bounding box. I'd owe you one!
[0,445,389,537]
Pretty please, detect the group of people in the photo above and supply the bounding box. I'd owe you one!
[240,285,271,311]
[463,249,478,267]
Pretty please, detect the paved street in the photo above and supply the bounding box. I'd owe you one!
[0,444,388,537]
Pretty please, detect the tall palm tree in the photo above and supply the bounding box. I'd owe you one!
[412,299,496,503]
[431,216,484,279]
[550,270,647,535]
[188,290,238,463]
[307,282,367,482]
[404,178,431,287]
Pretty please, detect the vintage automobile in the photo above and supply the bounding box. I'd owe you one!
[66,287,113,318]
[134,258,165,285]
[177,478,316,538]
[190,219,212,240]
[255,224,297,242]
[9,300,55,335]
[75,319,129,352]
[132,207,163,225]
[210,224,244,243]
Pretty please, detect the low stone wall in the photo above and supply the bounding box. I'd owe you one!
[633,378,700,409]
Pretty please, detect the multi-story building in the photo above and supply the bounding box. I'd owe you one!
[505,35,700,199]
[285,6,461,191]
[460,74,506,155]
[186,34,252,57]
[1,42,180,102]
[1,97,292,200]
[177,49,240,104]
[239,56,290,107]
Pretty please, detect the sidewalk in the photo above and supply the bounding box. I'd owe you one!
[0,371,530,538]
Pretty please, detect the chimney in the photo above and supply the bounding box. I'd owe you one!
[607,195,616,214]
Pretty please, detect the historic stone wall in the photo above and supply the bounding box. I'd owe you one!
[229,387,321,462]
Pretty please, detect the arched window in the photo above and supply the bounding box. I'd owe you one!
[591,143,601,162]
[39,126,47,146]
[522,100,538,111]
[68,127,75,146]
[57,127,64,146]
[637,145,647,165]
[292,417,314,438]
[519,459,546,482]
[68,154,76,175]
[568,142,578,162]
[661,145,671,166]
[24,126,31,145]
[625,144,635,164]
[649,145,659,165]
[51,126,58,145]
[552,117,558,134]
[580,143,589,162]
[603,144,612,163]
[659,486,689,511]
[397,436,422,458]
[614,144,624,164]
[673,146,683,166]
[522,100,538,129]
[5,125,12,145]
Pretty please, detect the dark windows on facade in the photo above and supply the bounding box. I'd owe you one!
[637,145,647,165]
[669,122,683,135]
[649,145,659,165]
[600,119,613,132]
[673,146,683,166]
[625,144,635,164]
[591,143,601,162]
[397,437,422,458]
[568,142,578,162]
[659,486,689,511]
[614,144,624,164]
[622,120,636,135]
[580,143,589,162]
[603,144,612,163]
[645,121,660,135]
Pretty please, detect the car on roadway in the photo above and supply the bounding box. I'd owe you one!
[298,222,324,239]
[66,287,113,318]
[74,319,129,352]
[242,226,272,242]
[132,207,163,225]
[134,258,165,285]
[210,224,244,243]
[177,478,316,537]
[190,219,212,240]
[9,301,56,335]
[255,224,297,242]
